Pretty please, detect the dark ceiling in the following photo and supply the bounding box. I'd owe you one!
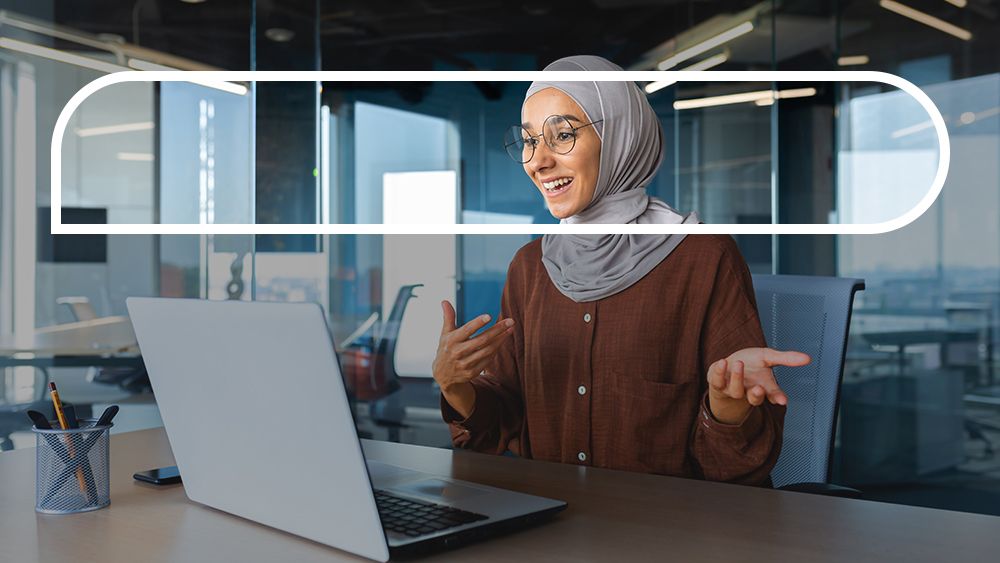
[43,0,761,70]
[5,0,999,78]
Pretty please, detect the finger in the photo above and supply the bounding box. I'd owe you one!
[748,368,788,406]
[707,359,728,390]
[454,318,515,355]
[767,388,789,406]
[762,349,811,368]
[726,360,746,399]
[466,342,512,376]
[440,301,457,336]
[747,385,766,406]
[451,313,493,341]
[458,325,515,365]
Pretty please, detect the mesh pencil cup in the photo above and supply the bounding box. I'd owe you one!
[33,419,112,514]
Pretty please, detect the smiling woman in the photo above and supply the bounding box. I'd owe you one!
[432,55,811,486]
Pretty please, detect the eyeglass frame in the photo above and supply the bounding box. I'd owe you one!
[504,115,604,164]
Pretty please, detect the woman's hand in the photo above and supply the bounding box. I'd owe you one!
[432,301,515,418]
[705,348,811,425]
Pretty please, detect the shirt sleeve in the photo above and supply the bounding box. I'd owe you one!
[440,252,526,456]
[689,238,786,486]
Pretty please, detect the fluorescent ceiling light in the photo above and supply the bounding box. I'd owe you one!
[674,87,817,110]
[837,55,870,66]
[944,0,967,7]
[117,152,154,162]
[879,0,972,41]
[0,37,129,73]
[76,121,155,137]
[128,59,248,96]
[890,120,934,139]
[645,52,729,94]
[657,21,753,70]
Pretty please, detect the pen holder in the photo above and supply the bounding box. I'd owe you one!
[33,419,112,514]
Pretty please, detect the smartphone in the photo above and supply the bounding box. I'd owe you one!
[133,465,182,485]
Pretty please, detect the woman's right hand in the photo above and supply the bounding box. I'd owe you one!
[432,301,515,418]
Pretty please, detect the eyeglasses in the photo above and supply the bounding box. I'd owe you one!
[503,115,602,164]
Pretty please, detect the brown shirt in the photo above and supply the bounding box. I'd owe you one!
[441,234,784,486]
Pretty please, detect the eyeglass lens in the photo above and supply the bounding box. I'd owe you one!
[504,115,578,163]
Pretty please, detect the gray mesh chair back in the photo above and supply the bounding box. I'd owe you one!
[752,275,864,489]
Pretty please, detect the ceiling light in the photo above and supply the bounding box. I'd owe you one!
[128,59,248,96]
[265,28,295,43]
[0,37,129,73]
[117,152,155,162]
[645,52,729,94]
[837,55,870,66]
[657,21,753,70]
[890,120,934,139]
[879,0,972,41]
[180,0,208,4]
[76,121,155,137]
[944,0,967,7]
[674,87,817,110]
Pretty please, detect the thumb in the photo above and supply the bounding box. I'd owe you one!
[440,300,457,335]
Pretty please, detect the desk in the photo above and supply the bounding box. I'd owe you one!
[862,328,979,374]
[2,428,999,562]
[0,317,142,371]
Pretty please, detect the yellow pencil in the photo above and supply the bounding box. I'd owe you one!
[49,382,88,495]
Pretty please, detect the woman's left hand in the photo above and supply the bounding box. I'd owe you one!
[705,348,811,425]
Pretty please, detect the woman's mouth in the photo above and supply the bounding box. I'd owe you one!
[541,177,573,198]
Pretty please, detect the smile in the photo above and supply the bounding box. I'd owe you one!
[542,177,573,197]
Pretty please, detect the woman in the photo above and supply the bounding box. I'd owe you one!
[432,55,809,485]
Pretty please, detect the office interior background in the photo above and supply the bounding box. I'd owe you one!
[0,0,998,517]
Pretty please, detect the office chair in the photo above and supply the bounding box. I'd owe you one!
[57,297,98,322]
[0,368,50,451]
[368,284,423,442]
[57,297,150,394]
[753,274,865,497]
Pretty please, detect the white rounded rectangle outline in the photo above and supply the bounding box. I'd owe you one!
[51,70,949,235]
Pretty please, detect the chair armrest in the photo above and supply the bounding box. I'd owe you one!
[777,482,862,498]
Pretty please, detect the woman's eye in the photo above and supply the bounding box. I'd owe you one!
[556,132,575,142]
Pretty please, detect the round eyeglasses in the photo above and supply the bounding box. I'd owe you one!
[503,115,602,164]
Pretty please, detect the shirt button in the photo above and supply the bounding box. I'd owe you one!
[583,313,592,323]
[577,452,587,462]
[578,385,587,395]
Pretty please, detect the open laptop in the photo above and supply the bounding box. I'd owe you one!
[126,298,566,561]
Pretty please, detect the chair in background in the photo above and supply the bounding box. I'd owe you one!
[752,274,865,497]
[58,296,150,394]
[367,284,423,443]
[56,297,98,322]
[0,368,50,451]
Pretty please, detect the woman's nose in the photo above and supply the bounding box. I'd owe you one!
[528,143,557,173]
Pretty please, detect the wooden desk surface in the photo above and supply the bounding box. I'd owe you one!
[2,428,999,562]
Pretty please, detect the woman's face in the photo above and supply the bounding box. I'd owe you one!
[521,88,601,220]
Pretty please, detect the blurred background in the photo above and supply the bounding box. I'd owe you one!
[1,0,999,517]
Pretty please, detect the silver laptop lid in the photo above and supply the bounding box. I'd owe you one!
[127,298,390,562]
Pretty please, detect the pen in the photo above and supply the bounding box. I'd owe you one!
[49,382,88,495]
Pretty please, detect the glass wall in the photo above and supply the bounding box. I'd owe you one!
[2,0,999,517]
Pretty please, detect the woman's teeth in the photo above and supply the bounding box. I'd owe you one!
[543,177,573,191]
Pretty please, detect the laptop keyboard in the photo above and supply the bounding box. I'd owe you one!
[374,489,489,537]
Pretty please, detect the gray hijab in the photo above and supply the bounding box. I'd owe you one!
[526,55,700,303]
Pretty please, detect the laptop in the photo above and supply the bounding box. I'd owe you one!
[126,298,566,561]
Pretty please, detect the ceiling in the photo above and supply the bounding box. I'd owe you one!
[5,0,999,78]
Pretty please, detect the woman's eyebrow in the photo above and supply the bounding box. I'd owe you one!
[521,114,583,129]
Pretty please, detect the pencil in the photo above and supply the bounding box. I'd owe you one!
[49,382,88,495]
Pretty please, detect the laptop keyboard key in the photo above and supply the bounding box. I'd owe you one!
[374,489,489,538]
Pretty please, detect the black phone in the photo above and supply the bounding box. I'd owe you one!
[133,465,182,485]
